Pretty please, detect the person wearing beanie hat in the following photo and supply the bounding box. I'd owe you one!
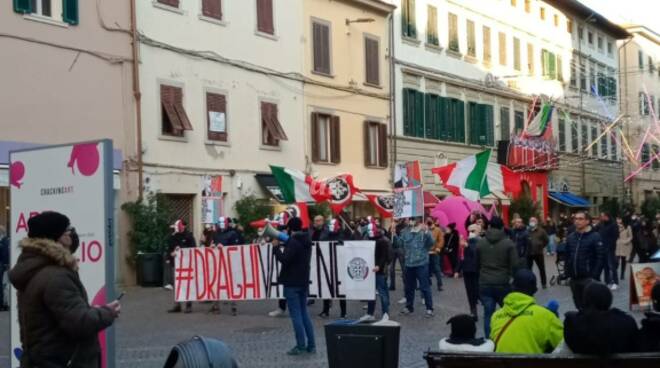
[360,222,393,322]
[564,281,639,354]
[489,269,563,353]
[9,211,120,367]
[273,216,315,355]
[439,314,495,352]
[638,282,660,352]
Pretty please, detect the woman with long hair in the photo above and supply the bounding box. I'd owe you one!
[615,217,633,280]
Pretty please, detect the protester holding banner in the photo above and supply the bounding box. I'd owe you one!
[209,216,242,315]
[166,220,196,313]
[9,212,121,367]
[361,221,393,322]
[398,218,434,317]
[313,215,347,319]
[273,217,316,355]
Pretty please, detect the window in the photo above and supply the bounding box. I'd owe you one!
[600,129,607,158]
[161,85,193,137]
[641,144,650,168]
[590,126,597,156]
[514,110,524,134]
[426,5,438,46]
[610,136,617,160]
[403,88,424,138]
[553,14,559,27]
[587,31,593,45]
[468,102,494,146]
[653,146,660,170]
[402,0,416,38]
[597,36,603,51]
[527,43,534,75]
[558,118,566,151]
[578,26,584,40]
[580,62,587,90]
[14,0,78,25]
[607,41,613,55]
[589,62,596,93]
[513,37,521,71]
[524,0,531,13]
[567,18,573,34]
[539,7,545,20]
[640,92,649,115]
[499,32,506,66]
[202,0,222,20]
[312,20,331,75]
[467,20,476,57]
[363,122,388,168]
[571,121,578,154]
[261,102,287,146]
[570,60,577,87]
[483,26,492,64]
[541,49,556,79]
[448,13,459,52]
[206,92,227,141]
[581,123,588,152]
[557,55,563,81]
[639,51,644,69]
[500,107,511,141]
[311,113,340,163]
[649,57,655,74]
[157,0,179,8]
[256,0,274,35]
[597,72,605,96]
[364,35,380,86]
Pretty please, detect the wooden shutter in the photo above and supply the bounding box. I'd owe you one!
[527,43,534,75]
[14,0,32,13]
[173,87,193,131]
[513,37,520,70]
[403,89,412,136]
[311,113,320,162]
[425,94,434,139]
[438,97,449,141]
[448,13,458,51]
[414,90,425,138]
[427,5,438,45]
[455,99,465,143]
[483,26,491,63]
[484,104,494,146]
[257,0,274,35]
[202,0,222,20]
[161,85,184,136]
[467,20,476,57]
[365,37,379,85]
[363,121,371,166]
[378,123,388,168]
[207,92,227,141]
[499,32,506,66]
[158,0,180,7]
[62,0,79,25]
[468,102,479,145]
[330,116,341,163]
[500,107,510,141]
[313,22,330,74]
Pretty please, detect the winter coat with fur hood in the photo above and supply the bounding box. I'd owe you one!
[9,237,115,368]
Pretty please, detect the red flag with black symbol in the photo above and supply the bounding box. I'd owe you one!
[324,174,360,214]
[285,202,310,229]
[366,194,394,218]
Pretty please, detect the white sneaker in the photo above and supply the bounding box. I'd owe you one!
[425,309,434,318]
[381,313,389,321]
[397,297,406,304]
[268,308,285,317]
[163,284,173,290]
[610,284,618,291]
[359,314,376,322]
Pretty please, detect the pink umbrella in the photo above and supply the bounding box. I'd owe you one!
[430,196,490,238]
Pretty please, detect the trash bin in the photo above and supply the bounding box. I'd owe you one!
[325,321,400,368]
[136,252,163,287]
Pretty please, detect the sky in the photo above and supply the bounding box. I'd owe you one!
[579,0,659,32]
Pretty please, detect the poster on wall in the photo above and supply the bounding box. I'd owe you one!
[173,241,375,302]
[201,176,223,224]
[630,263,660,309]
[9,140,115,368]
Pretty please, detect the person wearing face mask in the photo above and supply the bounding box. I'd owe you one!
[443,223,460,277]
[9,211,121,368]
[360,221,393,322]
[527,217,549,289]
[397,217,434,317]
[428,219,445,292]
[313,216,347,319]
[166,219,197,313]
[462,224,482,320]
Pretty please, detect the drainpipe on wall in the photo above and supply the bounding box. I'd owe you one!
[130,0,144,200]
[388,12,396,186]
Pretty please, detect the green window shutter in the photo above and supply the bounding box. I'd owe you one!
[425,94,436,139]
[514,110,524,134]
[469,102,480,145]
[483,104,494,146]
[13,0,32,13]
[541,50,548,77]
[63,0,79,25]
[500,107,510,141]
[597,74,605,96]
[403,89,412,136]
[455,99,466,143]
[446,98,456,142]
[438,97,449,141]
[415,90,425,138]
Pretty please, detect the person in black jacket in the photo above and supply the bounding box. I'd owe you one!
[213,217,241,247]
[598,212,620,290]
[361,222,393,321]
[274,217,316,356]
[166,219,197,313]
[9,212,120,368]
[462,224,481,320]
[639,282,660,352]
[564,281,639,354]
[0,225,9,311]
[443,223,460,277]
[565,211,605,310]
[313,215,347,319]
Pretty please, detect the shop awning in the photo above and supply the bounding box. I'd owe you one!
[254,173,285,202]
[548,191,591,207]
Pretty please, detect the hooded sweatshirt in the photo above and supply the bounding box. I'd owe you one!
[490,292,563,354]
[476,229,518,286]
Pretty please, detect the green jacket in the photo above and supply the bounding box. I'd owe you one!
[490,292,563,354]
[476,229,518,286]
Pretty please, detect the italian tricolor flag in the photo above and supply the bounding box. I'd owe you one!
[269,165,328,203]
[431,150,520,201]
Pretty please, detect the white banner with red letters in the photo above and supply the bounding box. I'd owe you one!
[174,241,375,302]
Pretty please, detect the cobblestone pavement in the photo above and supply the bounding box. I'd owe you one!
[0,256,641,368]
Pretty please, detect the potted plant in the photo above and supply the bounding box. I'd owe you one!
[234,195,273,241]
[122,193,173,287]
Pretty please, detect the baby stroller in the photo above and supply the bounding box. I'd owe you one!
[549,241,569,286]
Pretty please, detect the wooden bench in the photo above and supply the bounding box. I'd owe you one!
[423,351,660,368]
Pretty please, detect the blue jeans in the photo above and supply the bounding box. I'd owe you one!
[428,254,443,289]
[547,234,556,254]
[367,274,390,316]
[404,264,433,312]
[389,248,405,290]
[283,286,315,350]
[479,285,511,338]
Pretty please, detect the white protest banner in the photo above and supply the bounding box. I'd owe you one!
[174,241,375,302]
[10,141,115,368]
